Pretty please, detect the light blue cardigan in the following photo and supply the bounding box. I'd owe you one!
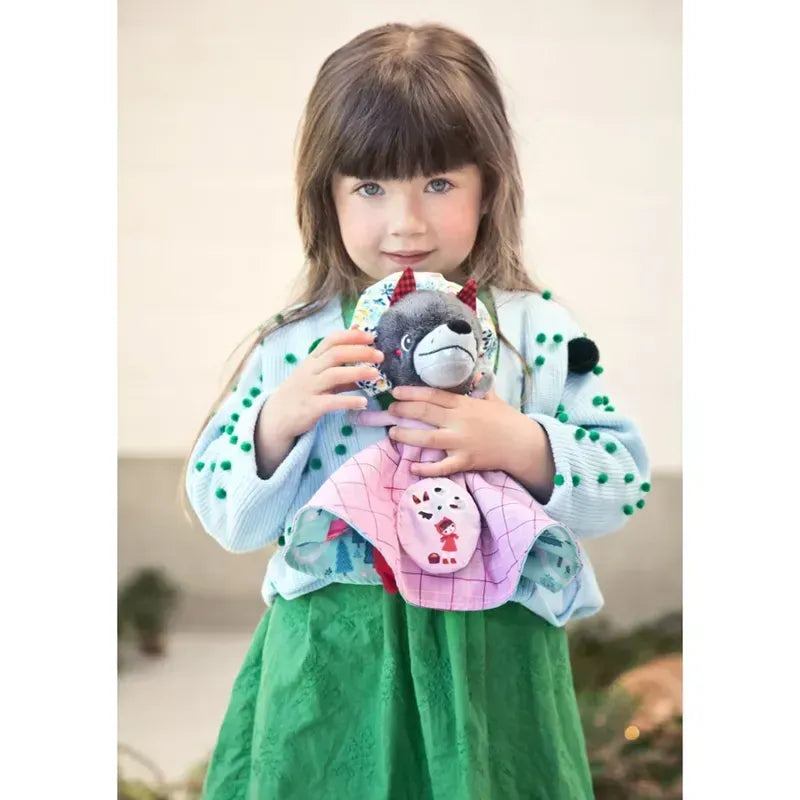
[186,289,651,626]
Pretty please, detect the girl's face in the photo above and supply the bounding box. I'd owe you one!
[332,164,484,282]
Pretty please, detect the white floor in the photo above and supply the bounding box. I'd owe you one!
[118,631,253,785]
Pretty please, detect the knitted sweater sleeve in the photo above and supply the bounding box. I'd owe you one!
[185,323,317,552]
[521,298,651,539]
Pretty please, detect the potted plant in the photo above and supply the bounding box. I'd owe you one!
[118,568,180,656]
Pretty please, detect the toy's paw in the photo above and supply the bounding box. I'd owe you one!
[470,364,494,398]
[567,337,600,374]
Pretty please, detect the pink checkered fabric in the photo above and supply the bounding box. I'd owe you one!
[286,419,585,611]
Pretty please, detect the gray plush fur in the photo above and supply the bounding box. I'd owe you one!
[374,290,493,396]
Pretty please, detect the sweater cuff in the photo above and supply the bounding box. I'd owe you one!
[528,413,576,516]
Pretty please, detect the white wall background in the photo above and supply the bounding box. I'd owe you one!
[119,0,681,470]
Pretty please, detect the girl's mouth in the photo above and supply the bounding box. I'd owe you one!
[382,251,434,267]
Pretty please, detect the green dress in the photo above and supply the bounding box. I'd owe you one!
[202,291,593,798]
[201,584,593,799]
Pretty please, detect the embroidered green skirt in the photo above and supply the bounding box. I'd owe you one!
[201,583,593,800]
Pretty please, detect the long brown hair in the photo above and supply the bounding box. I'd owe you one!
[181,23,541,513]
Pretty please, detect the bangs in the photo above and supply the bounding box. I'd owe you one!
[333,74,480,180]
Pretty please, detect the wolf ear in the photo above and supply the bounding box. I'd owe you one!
[412,494,421,504]
[456,279,477,312]
[389,267,417,305]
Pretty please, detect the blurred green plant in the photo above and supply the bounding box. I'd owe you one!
[569,611,683,800]
[118,745,207,800]
[118,568,181,658]
[568,610,682,693]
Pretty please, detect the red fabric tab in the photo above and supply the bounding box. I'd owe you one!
[389,267,417,305]
[456,279,477,312]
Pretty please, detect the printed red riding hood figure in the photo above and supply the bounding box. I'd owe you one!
[435,517,459,552]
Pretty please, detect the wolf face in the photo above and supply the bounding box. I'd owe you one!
[373,271,485,395]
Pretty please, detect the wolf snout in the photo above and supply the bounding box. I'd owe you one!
[447,319,472,335]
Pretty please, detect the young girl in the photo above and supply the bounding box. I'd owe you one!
[186,22,650,800]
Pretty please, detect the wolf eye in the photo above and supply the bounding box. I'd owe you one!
[400,334,413,352]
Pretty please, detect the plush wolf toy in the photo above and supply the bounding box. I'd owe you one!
[281,270,587,613]
[350,268,496,399]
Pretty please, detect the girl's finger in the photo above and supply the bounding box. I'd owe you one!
[312,328,375,357]
[390,385,460,408]
[388,426,455,449]
[314,344,384,372]
[410,456,463,478]
[387,400,449,427]
[315,365,381,392]
[315,393,368,416]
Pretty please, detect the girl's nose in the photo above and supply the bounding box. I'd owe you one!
[388,195,428,237]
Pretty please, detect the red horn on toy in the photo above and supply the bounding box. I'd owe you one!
[389,267,417,305]
[456,279,477,312]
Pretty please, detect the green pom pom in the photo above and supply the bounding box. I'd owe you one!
[231,385,237,393]
[275,313,285,324]
[575,428,587,440]
[277,535,285,547]
[641,482,651,492]
[572,474,581,487]
[589,431,600,442]
[258,374,263,382]
[240,442,252,452]
[624,473,635,483]
[597,473,608,484]
[534,355,546,367]
[285,353,297,364]
[249,387,261,398]
[553,333,563,344]
[310,458,322,470]
[220,460,231,471]
[215,487,227,499]
[542,290,552,300]
[558,412,569,423]
[592,396,604,406]
[341,425,354,436]
[195,461,205,472]
[231,413,240,422]
[242,398,253,408]
[229,435,238,445]
[593,365,604,375]
[557,403,565,413]
[308,337,323,354]
[605,406,615,412]
[636,499,646,509]
[602,396,610,405]
[623,504,634,515]
[219,425,226,434]
[605,442,617,454]
[334,444,347,456]
[226,425,235,434]
[536,333,547,344]
[554,473,565,486]
[210,462,217,472]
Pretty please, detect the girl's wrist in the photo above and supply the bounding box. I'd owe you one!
[501,414,556,504]
[254,396,298,479]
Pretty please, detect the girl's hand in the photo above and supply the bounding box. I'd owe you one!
[387,385,556,501]
[254,329,383,477]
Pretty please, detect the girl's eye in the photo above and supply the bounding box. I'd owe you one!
[400,334,413,352]
[356,182,383,197]
[427,178,453,194]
